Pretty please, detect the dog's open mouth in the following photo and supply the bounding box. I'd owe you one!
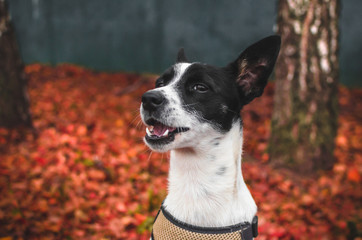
[145,118,189,144]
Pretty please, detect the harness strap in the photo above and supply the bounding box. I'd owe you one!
[151,205,258,240]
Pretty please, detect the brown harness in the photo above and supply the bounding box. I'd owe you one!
[151,205,258,240]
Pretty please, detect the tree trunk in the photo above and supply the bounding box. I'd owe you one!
[269,0,340,173]
[0,0,32,128]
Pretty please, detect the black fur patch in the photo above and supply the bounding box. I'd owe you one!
[174,63,241,132]
[155,67,175,88]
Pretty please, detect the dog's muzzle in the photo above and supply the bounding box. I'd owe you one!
[141,90,189,148]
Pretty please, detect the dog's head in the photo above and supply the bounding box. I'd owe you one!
[140,36,280,152]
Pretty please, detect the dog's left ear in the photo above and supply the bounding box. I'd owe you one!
[176,48,189,63]
[228,35,281,105]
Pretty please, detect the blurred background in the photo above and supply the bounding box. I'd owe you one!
[7,0,362,86]
[1,0,361,239]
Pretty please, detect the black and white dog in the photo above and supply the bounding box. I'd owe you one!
[140,36,280,239]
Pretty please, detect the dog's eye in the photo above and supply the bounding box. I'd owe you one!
[192,84,209,93]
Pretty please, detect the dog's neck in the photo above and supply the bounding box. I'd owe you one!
[163,121,257,227]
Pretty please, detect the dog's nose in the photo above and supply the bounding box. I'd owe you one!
[142,91,165,111]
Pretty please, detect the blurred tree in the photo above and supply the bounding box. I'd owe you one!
[0,0,32,128]
[269,0,340,173]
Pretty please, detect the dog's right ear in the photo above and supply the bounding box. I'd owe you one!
[176,48,189,63]
[227,35,281,106]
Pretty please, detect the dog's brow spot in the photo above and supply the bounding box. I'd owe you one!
[216,166,227,176]
[202,187,211,197]
[221,104,228,114]
[211,137,221,146]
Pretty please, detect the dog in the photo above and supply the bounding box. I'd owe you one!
[140,36,280,239]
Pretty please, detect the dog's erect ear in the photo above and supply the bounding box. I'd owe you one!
[228,35,281,105]
[176,48,189,63]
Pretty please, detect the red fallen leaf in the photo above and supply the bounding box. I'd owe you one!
[48,198,57,205]
[108,218,126,238]
[119,152,130,164]
[337,220,347,229]
[76,125,87,136]
[66,124,75,133]
[127,202,140,213]
[260,203,273,211]
[108,143,120,155]
[301,194,314,205]
[336,135,348,147]
[36,199,49,212]
[268,226,287,238]
[127,231,140,240]
[127,147,138,158]
[318,175,331,186]
[74,230,85,237]
[12,182,27,190]
[116,202,127,213]
[333,163,346,174]
[115,119,124,127]
[278,180,293,193]
[59,134,77,145]
[261,153,269,163]
[134,213,147,225]
[88,192,97,199]
[35,157,46,166]
[347,168,360,182]
[88,169,106,181]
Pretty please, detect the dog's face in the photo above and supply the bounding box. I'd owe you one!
[140,36,280,152]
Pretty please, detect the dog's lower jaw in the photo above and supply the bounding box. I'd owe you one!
[163,122,257,227]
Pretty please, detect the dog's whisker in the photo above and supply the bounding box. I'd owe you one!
[192,112,214,125]
[181,103,198,107]
[147,150,153,163]
[126,114,143,130]
[135,119,144,129]
[129,115,140,125]
[225,108,239,114]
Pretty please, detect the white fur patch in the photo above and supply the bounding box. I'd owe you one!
[164,122,257,227]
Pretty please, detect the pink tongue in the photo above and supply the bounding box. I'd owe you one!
[153,123,176,137]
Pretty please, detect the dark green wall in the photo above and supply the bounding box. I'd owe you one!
[7,0,362,86]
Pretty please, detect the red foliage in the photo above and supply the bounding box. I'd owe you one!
[0,64,360,239]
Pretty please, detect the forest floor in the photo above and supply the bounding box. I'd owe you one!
[0,64,361,240]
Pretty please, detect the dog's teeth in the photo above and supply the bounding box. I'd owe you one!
[162,129,169,137]
[149,126,154,132]
[146,127,152,136]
